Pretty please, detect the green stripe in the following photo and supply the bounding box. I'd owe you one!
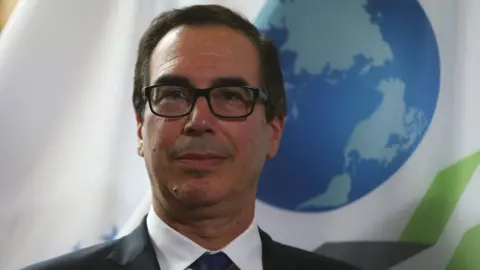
[446,225,480,270]
[400,151,480,244]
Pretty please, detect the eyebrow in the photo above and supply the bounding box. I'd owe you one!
[150,75,251,88]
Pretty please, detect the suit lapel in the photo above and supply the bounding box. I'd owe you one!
[260,229,289,270]
[106,217,160,270]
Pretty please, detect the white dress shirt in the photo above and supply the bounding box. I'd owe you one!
[146,206,263,270]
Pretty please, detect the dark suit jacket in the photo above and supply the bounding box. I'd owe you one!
[23,217,360,270]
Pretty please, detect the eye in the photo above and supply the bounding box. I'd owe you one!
[214,87,252,101]
[156,86,190,100]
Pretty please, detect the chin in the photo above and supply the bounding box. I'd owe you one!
[178,192,226,209]
[172,180,229,207]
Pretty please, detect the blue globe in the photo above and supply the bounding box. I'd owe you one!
[256,0,440,212]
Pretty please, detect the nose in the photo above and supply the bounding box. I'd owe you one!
[183,97,216,135]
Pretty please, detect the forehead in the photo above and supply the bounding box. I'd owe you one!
[149,25,260,87]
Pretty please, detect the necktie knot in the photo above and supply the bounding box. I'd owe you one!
[188,252,233,270]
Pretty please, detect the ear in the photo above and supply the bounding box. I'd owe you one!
[266,114,285,159]
[136,113,144,157]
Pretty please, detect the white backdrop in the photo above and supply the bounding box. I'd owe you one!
[0,0,153,268]
[1,0,479,269]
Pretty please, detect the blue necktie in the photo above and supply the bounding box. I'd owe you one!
[188,252,234,270]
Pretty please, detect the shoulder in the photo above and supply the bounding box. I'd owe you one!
[270,240,360,270]
[21,240,118,270]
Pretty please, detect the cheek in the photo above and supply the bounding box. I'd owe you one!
[143,116,178,156]
[228,122,267,165]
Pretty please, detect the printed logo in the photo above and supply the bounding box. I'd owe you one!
[255,0,440,212]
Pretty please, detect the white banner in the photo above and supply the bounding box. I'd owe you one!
[2,0,480,270]
[0,0,154,269]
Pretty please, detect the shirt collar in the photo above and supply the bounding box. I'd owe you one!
[146,206,262,270]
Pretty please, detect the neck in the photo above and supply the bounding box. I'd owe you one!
[152,194,256,251]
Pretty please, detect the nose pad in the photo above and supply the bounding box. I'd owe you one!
[183,97,215,134]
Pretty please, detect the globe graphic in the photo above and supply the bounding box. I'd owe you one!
[256,0,440,212]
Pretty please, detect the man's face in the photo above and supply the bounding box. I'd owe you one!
[137,25,284,207]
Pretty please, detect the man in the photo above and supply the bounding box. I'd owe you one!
[24,5,359,270]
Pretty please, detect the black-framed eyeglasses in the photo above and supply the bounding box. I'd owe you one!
[144,84,268,118]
